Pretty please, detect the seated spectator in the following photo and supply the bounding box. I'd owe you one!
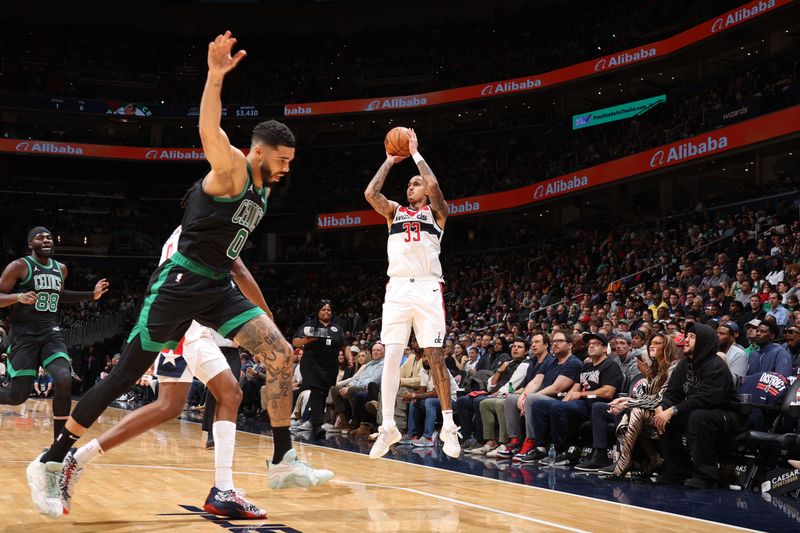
[370,343,423,434]
[240,358,265,417]
[747,320,792,377]
[654,322,744,489]
[535,332,623,466]
[470,338,533,455]
[603,334,682,477]
[329,342,385,434]
[765,291,790,328]
[742,294,766,325]
[33,367,54,398]
[608,332,638,384]
[781,325,800,373]
[716,322,747,384]
[399,352,458,447]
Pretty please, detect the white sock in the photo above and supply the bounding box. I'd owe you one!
[74,438,104,466]
[380,344,405,429]
[442,410,455,429]
[213,421,236,491]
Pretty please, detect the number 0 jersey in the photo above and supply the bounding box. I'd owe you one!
[386,205,443,278]
[178,161,267,278]
[8,256,63,340]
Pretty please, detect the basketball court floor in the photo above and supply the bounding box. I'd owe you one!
[1,398,796,532]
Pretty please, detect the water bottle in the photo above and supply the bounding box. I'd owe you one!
[547,464,556,490]
[507,382,514,395]
[548,444,556,467]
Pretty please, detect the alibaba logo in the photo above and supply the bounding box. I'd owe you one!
[366,100,382,111]
[594,59,607,72]
[480,85,494,96]
[711,18,724,33]
[649,150,665,168]
[533,185,545,200]
[145,149,159,159]
[15,142,30,152]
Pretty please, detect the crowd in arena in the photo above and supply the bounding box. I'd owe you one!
[1,0,737,103]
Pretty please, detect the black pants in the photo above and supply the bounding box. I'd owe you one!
[662,408,744,482]
[305,386,328,429]
[202,347,243,433]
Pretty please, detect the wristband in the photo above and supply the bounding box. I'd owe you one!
[412,152,424,164]
[16,293,23,303]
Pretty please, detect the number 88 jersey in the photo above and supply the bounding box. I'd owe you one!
[387,205,443,278]
[9,255,63,340]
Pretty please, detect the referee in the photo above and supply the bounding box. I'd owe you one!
[293,300,352,439]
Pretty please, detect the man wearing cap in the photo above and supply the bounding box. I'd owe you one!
[747,320,792,378]
[716,322,747,384]
[609,331,639,384]
[780,326,800,372]
[536,331,623,466]
[743,319,761,355]
[0,227,109,441]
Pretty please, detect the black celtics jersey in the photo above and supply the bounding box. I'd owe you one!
[177,162,267,278]
[9,256,63,340]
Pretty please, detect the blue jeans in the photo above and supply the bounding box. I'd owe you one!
[408,397,441,439]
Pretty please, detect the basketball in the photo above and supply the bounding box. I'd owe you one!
[384,127,411,157]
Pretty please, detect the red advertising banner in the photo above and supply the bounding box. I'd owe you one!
[316,105,800,230]
[285,0,791,117]
[0,139,249,161]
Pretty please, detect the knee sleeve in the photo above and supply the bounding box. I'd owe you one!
[71,337,158,428]
[47,359,73,417]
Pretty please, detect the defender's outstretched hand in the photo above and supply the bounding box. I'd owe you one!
[208,30,247,76]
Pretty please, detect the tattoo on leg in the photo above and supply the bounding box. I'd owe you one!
[424,347,452,411]
[235,316,293,426]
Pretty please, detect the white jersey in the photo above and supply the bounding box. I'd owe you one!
[386,205,443,278]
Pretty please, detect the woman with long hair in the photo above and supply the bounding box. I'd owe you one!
[607,332,682,477]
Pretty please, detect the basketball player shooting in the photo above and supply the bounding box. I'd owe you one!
[365,128,461,459]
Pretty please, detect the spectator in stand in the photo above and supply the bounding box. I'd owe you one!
[654,322,744,489]
[398,352,458,448]
[743,319,761,354]
[470,338,532,456]
[604,333,683,477]
[33,367,54,398]
[370,342,423,434]
[456,337,511,444]
[747,320,792,377]
[765,291,790,328]
[742,294,766,325]
[507,332,583,463]
[717,322,747,384]
[609,332,638,384]
[329,342,385,434]
[536,331,623,466]
[781,325,800,372]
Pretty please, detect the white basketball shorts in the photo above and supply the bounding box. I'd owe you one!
[380,276,446,348]
[154,321,230,384]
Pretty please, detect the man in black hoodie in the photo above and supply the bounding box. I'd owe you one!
[654,322,743,489]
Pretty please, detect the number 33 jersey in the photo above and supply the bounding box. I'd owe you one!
[179,161,267,277]
[387,205,443,278]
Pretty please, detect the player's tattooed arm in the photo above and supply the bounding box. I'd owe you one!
[0,259,35,307]
[407,129,448,229]
[364,157,401,224]
[234,314,294,426]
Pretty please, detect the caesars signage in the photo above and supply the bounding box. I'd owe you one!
[1,140,249,161]
[316,105,800,229]
[285,0,788,117]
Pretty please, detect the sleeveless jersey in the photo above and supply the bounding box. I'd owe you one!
[387,205,443,278]
[159,226,237,354]
[8,256,63,340]
[178,162,268,277]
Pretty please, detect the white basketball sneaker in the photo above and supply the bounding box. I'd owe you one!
[60,449,85,514]
[369,425,402,459]
[26,452,64,518]
[267,449,334,489]
[440,425,462,459]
